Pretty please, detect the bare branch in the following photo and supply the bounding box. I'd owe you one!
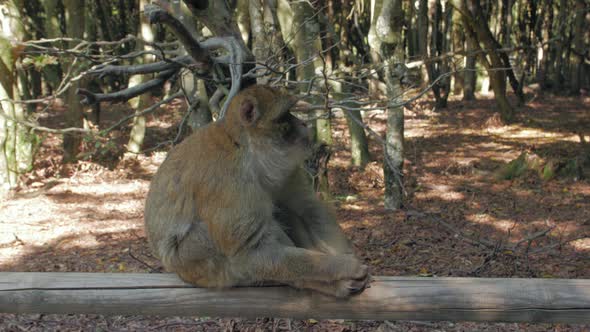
[201,37,248,117]
[77,68,177,105]
[103,92,183,133]
[143,4,211,70]
[87,56,192,78]
[0,106,92,134]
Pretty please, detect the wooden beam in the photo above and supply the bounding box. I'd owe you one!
[1,273,589,323]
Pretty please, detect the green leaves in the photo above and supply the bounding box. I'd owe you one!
[22,54,58,71]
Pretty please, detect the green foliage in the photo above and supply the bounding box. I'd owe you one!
[497,151,587,181]
[79,135,124,169]
[495,152,534,180]
[22,55,59,71]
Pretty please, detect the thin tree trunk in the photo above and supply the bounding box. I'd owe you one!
[457,0,515,122]
[292,0,331,196]
[452,6,465,96]
[291,0,332,146]
[42,0,62,92]
[407,0,418,56]
[570,0,587,94]
[0,0,35,195]
[127,0,155,154]
[96,0,115,42]
[332,76,371,169]
[249,0,267,74]
[417,0,429,89]
[236,0,251,46]
[538,0,554,88]
[370,0,405,210]
[62,0,85,163]
[463,35,477,100]
[170,1,212,130]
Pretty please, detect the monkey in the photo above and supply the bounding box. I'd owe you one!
[144,85,369,298]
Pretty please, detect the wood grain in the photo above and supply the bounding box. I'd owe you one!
[1,273,589,323]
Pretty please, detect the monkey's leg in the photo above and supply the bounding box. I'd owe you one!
[228,241,369,298]
[165,220,300,288]
[157,222,233,288]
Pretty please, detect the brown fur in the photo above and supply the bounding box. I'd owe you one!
[145,85,369,297]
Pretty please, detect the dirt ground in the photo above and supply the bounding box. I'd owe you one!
[0,91,589,331]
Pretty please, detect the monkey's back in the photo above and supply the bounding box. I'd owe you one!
[144,121,241,261]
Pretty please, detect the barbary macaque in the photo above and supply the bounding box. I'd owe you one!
[144,85,369,297]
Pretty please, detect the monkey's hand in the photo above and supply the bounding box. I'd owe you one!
[328,255,370,298]
[291,255,370,298]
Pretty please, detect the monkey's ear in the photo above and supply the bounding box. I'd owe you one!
[239,100,259,126]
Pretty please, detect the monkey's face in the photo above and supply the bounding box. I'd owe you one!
[235,86,311,154]
[230,86,312,183]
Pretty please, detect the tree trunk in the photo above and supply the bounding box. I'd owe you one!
[463,30,477,100]
[553,0,568,90]
[249,0,286,84]
[332,76,371,169]
[127,0,156,154]
[96,0,115,42]
[249,0,267,72]
[417,0,429,89]
[370,0,405,210]
[0,0,36,196]
[62,0,85,163]
[570,0,587,94]
[456,0,515,122]
[407,0,418,56]
[452,6,465,96]
[236,0,251,46]
[291,0,331,196]
[41,0,62,93]
[291,0,332,146]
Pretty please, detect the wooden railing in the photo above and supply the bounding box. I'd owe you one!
[1,273,589,323]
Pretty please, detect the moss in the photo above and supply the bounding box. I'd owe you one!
[495,152,541,180]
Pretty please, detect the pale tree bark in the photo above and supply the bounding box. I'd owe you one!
[291,0,332,146]
[249,0,287,84]
[0,0,36,196]
[236,0,251,45]
[276,0,294,48]
[290,0,331,197]
[369,0,405,210]
[127,0,155,154]
[62,0,85,162]
[331,76,371,169]
[249,0,266,66]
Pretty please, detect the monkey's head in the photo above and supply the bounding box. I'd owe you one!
[226,85,311,184]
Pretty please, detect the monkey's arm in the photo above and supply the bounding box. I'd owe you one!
[275,169,354,255]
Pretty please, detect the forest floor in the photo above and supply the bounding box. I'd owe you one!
[0,90,589,331]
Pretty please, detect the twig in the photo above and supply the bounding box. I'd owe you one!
[103,91,183,133]
[128,247,160,273]
[0,106,92,134]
